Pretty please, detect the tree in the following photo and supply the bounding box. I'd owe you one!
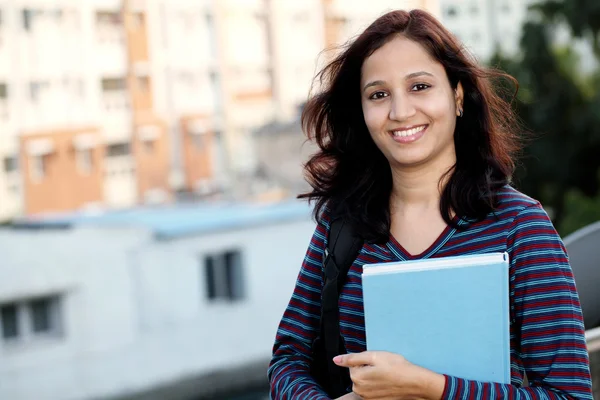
[531,0,600,59]
[489,2,600,233]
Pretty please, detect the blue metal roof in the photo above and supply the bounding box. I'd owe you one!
[17,200,313,240]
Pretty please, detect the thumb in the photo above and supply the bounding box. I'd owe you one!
[333,351,375,367]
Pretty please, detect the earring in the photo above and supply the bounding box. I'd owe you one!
[458,109,463,118]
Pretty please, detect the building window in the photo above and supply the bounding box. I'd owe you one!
[102,77,128,111]
[136,76,149,92]
[30,81,50,103]
[22,9,62,32]
[0,83,7,120]
[203,250,245,302]
[210,72,222,112]
[30,154,47,181]
[0,295,63,344]
[1,304,18,339]
[101,77,126,91]
[3,156,18,173]
[131,12,144,30]
[445,6,458,17]
[192,134,206,149]
[143,140,154,153]
[76,149,93,175]
[106,142,131,157]
[96,11,123,44]
[22,9,34,31]
[96,11,122,26]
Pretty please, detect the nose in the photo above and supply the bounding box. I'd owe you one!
[389,93,416,121]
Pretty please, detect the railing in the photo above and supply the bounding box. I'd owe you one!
[587,326,600,351]
[587,326,600,399]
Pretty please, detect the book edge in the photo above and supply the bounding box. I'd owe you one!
[362,252,508,276]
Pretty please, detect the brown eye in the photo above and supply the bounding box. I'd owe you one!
[369,91,388,100]
[411,83,431,91]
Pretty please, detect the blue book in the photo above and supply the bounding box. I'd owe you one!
[362,252,511,384]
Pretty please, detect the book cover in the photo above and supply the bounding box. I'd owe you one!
[361,252,511,384]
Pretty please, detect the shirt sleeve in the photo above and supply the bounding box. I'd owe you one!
[267,210,332,400]
[442,203,593,400]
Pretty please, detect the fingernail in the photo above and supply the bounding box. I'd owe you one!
[333,356,342,364]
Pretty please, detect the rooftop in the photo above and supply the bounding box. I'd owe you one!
[10,199,313,240]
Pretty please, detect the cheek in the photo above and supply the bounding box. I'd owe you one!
[421,97,455,127]
[361,102,387,133]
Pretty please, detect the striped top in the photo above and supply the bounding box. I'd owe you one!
[268,186,593,399]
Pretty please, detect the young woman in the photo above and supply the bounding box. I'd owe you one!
[268,9,593,400]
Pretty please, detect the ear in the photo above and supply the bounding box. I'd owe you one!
[454,82,464,117]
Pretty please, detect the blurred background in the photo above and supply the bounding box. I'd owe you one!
[0,0,598,399]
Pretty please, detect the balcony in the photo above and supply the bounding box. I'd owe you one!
[101,90,132,133]
[96,12,128,75]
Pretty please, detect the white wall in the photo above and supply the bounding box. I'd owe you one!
[269,0,325,121]
[0,227,147,400]
[150,0,216,119]
[440,0,535,62]
[103,154,138,208]
[0,167,22,221]
[0,215,316,400]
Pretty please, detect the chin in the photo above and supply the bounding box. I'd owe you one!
[388,151,430,168]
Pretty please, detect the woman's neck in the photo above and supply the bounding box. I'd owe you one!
[389,156,455,213]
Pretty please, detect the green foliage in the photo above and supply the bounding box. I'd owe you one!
[531,0,600,58]
[490,0,600,235]
[559,187,600,236]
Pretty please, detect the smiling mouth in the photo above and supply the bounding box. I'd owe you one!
[389,124,428,138]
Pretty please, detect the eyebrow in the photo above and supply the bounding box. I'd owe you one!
[362,71,435,93]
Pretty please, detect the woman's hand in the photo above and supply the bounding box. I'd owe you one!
[333,351,445,400]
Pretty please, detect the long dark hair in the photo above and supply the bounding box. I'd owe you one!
[298,9,522,243]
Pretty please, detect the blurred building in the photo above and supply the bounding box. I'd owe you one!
[323,0,440,51]
[154,0,441,198]
[439,0,599,72]
[0,200,314,400]
[0,0,172,220]
[438,0,537,61]
[159,0,328,198]
[0,0,440,221]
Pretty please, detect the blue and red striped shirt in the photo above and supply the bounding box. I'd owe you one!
[268,186,593,399]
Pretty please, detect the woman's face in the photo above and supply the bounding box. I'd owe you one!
[360,35,463,171]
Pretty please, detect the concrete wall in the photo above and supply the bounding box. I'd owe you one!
[0,213,316,400]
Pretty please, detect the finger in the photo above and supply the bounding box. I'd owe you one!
[333,351,375,367]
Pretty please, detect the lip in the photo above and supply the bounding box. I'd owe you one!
[389,124,428,144]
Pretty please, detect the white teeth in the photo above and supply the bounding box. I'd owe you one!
[392,125,426,137]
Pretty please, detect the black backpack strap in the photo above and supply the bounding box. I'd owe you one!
[320,215,364,396]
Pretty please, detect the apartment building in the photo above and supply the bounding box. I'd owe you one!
[152,0,328,194]
[438,0,538,62]
[324,0,440,50]
[0,0,439,220]
[0,0,172,219]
